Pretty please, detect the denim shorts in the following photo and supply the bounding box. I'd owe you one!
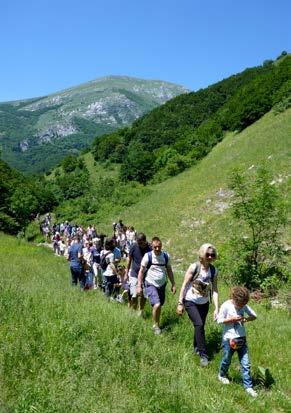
[145,281,166,306]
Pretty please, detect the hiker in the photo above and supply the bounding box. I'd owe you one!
[217,286,258,397]
[52,232,61,255]
[137,237,176,335]
[176,243,219,366]
[100,239,119,298]
[67,236,84,289]
[82,241,94,289]
[91,240,102,289]
[125,233,151,316]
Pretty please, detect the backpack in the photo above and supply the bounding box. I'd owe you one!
[146,251,169,271]
[191,262,216,300]
[100,251,111,271]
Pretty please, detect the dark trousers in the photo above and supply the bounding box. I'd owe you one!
[185,301,209,357]
[70,267,84,288]
[104,275,119,297]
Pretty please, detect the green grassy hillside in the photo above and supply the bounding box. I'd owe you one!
[0,233,290,413]
[1,109,291,412]
[85,108,291,268]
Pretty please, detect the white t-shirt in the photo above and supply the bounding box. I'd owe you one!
[217,299,257,340]
[100,250,115,276]
[141,251,170,288]
[184,263,217,304]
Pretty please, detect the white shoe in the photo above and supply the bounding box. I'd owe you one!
[245,388,258,398]
[153,325,162,335]
[218,375,230,384]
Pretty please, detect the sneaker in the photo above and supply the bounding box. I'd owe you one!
[153,325,162,335]
[193,347,199,355]
[245,388,258,398]
[218,375,230,384]
[200,356,209,367]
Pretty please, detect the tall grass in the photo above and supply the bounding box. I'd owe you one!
[0,234,290,412]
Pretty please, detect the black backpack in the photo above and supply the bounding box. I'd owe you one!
[100,251,111,270]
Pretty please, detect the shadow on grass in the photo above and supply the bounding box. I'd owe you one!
[161,312,183,331]
[206,326,222,360]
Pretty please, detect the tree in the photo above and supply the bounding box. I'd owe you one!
[225,166,287,293]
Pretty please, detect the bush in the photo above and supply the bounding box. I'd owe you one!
[222,166,288,292]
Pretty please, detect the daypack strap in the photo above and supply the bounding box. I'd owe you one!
[146,251,169,270]
[191,262,216,282]
[191,262,216,301]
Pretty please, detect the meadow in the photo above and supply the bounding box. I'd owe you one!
[0,234,290,413]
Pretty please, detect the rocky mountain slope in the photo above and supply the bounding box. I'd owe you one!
[0,76,188,174]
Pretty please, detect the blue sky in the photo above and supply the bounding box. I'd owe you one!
[1,0,290,102]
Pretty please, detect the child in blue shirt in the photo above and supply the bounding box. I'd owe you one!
[217,286,258,397]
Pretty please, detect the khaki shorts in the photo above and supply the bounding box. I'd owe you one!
[129,276,147,298]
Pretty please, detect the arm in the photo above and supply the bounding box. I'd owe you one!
[212,275,219,320]
[124,255,132,281]
[176,266,194,314]
[242,315,256,323]
[166,265,176,294]
[136,265,146,295]
[242,306,257,323]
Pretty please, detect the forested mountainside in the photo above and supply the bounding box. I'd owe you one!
[92,54,290,184]
[1,53,290,235]
[0,76,187,174]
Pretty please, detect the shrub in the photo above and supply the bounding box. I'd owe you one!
[223,166,288,292]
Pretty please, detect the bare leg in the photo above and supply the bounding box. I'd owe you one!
[153,303,161,327]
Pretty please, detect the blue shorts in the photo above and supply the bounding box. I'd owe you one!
[145,282,166,306]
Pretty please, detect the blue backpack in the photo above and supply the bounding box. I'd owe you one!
[146,251,169,271]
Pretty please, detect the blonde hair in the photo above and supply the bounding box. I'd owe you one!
[198,243,217,260]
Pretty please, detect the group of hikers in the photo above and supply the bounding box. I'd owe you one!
[45,216,258,398]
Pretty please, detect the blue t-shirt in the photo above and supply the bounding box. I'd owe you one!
[68,243,82,269]
[114,247,122,261]
[129,242,151,278]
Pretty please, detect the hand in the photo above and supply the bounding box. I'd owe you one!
[232,315,243,322]
[136,285,142,296]
[171,284,177,294]
[176,303,184,316]
[213,309,219,321]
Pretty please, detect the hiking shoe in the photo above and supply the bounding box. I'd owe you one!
[245,388,258,398]
[200,356,209,367]
[218,375,230,384]
[153,325,162,335]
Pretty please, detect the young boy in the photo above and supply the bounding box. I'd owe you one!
[217,286,258,397]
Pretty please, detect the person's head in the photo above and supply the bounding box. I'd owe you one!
[74,235,81,244]
[230,286,250,308]
[152,237,162,255]
[198,243,217,264]
[105,239,115,251]
[137,233,147,248]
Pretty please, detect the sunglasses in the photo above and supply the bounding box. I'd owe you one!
[206,253,216,258]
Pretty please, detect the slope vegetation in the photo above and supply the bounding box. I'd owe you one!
[92,108,291,265]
